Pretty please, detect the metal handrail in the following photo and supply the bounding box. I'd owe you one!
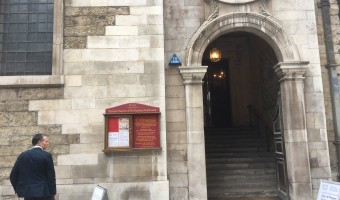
[247,105,273,152]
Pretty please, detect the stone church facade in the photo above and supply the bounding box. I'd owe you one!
[0,0,339,200]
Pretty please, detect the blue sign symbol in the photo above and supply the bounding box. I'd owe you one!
[169,54,181,65]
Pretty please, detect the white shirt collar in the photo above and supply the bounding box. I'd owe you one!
[32,146,43,150]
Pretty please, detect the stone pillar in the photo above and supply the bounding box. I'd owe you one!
[179,65,208,200]
[274,62,313,200]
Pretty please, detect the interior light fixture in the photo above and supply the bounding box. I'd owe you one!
[210,48,221,62]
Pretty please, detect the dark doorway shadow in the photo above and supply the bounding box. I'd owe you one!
[203,59,232,128]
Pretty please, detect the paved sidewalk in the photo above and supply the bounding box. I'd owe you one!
[209,197,281,200]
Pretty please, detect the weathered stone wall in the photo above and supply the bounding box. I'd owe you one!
[164,1,205,199]
[165,68,188,199]
[0,87,80,200]
[316,0,340,181]
[1,0,169,199]
[0,0,337,199]
[164,0,205,66]
[58,1,168,199]
[164,0,332,199]
[64,4,129,49]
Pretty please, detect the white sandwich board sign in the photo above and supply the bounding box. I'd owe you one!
[317,180,340,200]
[91,185,109,200]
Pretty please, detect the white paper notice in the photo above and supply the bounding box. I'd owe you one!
[317,180,340,200]
[119,118,129,131]
[118,118,130,146]
[119,131,129,146]
[108,132,118,147]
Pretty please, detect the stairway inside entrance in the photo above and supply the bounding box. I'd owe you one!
[205,127,280,200]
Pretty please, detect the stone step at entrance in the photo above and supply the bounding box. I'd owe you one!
[205,127,280,200]
[209,197,281,200]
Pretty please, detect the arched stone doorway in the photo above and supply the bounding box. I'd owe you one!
[179,12,313,200]
[202,31,281,198]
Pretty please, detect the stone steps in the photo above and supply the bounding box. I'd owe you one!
[207,162,276,170]
[209,197,280,200]
[208,189,279,199]
[205,128,279,199]
[207,174,277,183]
[208,167,276,176]
[207,156,275,164]
[206,152,274,158]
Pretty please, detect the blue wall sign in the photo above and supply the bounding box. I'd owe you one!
[169,54,181,66]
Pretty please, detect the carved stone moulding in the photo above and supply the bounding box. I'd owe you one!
[217,0,257,4]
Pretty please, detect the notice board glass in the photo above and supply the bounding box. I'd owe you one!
[103,103,161,152]
[107,116,132,148]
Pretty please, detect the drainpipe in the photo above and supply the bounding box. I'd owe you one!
[319,0,340,179]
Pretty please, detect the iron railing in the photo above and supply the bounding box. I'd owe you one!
[247,105,274,152]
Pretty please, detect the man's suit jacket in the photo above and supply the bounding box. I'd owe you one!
[10,147,56,198]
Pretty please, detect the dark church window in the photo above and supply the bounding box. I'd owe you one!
[0,0,54,75]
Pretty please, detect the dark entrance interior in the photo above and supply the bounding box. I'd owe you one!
[202,32,280,129]
[203,32,283,199]
[203,59,231,128]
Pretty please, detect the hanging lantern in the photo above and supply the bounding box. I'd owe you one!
[210,48,221,62]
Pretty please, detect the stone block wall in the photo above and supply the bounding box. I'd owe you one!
[1,0,168,199]
[64,5,129,49]
[164,0,333,199]
[164,1,205,199]
[0,0,337,199]
[0,87,80,200]
[59,0,167,199]
[164,0,205,67]
[315,0,340,181]
[165,68,188,199]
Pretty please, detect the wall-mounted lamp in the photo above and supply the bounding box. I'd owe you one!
[210,48,221,62]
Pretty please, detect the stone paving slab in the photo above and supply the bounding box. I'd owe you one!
[209,197,281,200]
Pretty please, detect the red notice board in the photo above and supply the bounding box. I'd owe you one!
[134,115,160,148]
[103,103,161,152]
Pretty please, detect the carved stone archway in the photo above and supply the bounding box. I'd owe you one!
[185,12,301,66]
[179,12,313,200]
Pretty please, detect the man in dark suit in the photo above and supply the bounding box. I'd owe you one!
[10,133,56,200]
